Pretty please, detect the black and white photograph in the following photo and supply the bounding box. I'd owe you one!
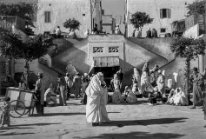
[0,0,206,139]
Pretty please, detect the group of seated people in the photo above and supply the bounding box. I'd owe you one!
[110,62,188,106]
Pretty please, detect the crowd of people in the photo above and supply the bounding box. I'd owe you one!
[42,72,91,110]
[84,68,206,126]
[109,62,206,109]
[1,62,206,128]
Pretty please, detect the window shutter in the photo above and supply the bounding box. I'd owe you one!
[167,9,171,18]
[45,12,47,22]
[45,11,51,23]
[160,9,163,19]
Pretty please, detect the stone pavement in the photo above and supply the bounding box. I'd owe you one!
[0,99,206,139]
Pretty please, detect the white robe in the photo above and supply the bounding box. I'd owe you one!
[141,72,153,92]
[157,74,165,94]
[168,89,188,106]
[85,75,109,123]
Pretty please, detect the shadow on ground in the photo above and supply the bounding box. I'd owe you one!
[107,99,150,105]
[0,126,33,130]
[33,111,120,117]
[81,131,184,139]
[0,132,34,136]
[32,113,86,117]
[0,123,60,136]
[100,117,188,127]
[66,102,83,106]
[13,122,60,127]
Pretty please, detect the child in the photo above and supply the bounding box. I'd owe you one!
[0,97,10,128]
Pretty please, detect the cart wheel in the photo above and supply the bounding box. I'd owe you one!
[9,100,26,118]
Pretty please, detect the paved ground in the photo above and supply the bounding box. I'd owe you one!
[0,98,206,139]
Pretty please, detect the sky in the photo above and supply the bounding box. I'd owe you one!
[102,0,125,33]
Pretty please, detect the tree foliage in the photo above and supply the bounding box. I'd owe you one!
[0,31,53,62]
[63,18,80,31]
[0,2,35,21]
[187,0,206,16]
[0,2,36,35]
[130,11,153,29]
[170,37,205,60]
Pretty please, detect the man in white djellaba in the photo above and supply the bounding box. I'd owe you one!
[85,72,110,126]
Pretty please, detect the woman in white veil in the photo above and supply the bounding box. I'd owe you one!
[85,72,110,126]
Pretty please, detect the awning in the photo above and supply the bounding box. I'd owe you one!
[93,56,119,67]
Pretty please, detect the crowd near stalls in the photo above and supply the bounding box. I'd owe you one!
[1,62,206,127]
[109,62,206,108]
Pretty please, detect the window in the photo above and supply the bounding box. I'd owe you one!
[160,8,171,19]
[160,28,166,33]
[109,47,119,53]
[44,11,51,23]
[93,47,103,53]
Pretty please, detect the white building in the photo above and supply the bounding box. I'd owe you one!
[125,0,196,37]
[34,0,102,38]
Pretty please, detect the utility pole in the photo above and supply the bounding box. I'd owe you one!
[198,1,206,74]
[90,0,95,32]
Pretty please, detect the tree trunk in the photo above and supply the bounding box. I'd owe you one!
[185,58,191,105]
[24,60,30,90]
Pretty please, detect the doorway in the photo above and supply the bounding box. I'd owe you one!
[93,66,120,85]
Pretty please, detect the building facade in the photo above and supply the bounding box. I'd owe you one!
[125,0,196,37]
[102,15,116,34]
[91,0,103,31]
[34,0,102,38]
